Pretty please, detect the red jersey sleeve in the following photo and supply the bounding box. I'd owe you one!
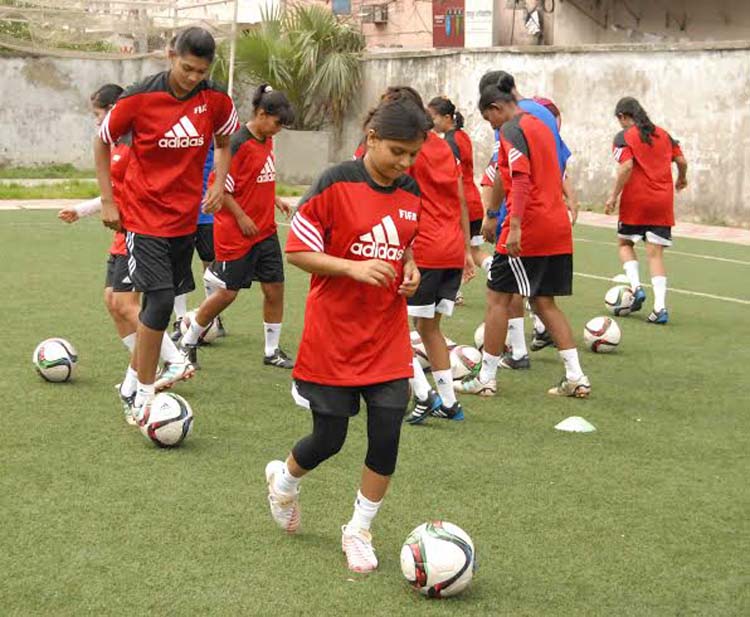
[500,122,531,177]
[612,130,633,164]
[99,96,139,145]
[480,162,497,187]
[669,134,684,160]
[212,92,240,137]
[286,179,332,253]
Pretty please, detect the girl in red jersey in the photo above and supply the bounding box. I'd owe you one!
[427,96,493,288]
[179,85,295,368]
[58,85,191,417]
[264,98,428,574]
[605,97,688,324]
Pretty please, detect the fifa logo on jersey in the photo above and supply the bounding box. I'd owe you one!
[257,155,276,183]
[350,215,404,260]
[158,116,205,149]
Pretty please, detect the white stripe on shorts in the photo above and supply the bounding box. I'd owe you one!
[508,256,531,297]
[125,231,136,277]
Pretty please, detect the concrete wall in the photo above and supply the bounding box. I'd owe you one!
[340,42,750,226]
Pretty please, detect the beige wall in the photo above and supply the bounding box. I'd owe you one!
[339,42,750,226]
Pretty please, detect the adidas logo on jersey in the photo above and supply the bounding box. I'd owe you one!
[158,116,205,148]
[257,156,276,183]
[350,215,404,260]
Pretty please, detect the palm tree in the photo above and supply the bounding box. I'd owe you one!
[231,4,365,131]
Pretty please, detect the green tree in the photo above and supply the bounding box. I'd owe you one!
[232,4,364,131]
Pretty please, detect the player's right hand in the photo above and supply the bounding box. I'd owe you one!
[238,214,259,237]
[58,208,79,224]
[604,196,617,215]
[101,198,121,231]
[481,215,496,243]
[348,259,397,287]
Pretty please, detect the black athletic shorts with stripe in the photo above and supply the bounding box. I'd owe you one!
[487,253,572,297]
[292,378,410,418]
[125,231,196,295]
[195,223,215,262]
[105,254,136,292]
[204,234,284,292]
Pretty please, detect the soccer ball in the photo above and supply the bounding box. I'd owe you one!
[400,520,476,598]
[604,285,634,316]
[583,316,621,353]
[138,392,194,448]
[410,331,430,370]
[32,338,78,382]
[180,309,219,344]
[450,345,482,380]
[473,323,485,350]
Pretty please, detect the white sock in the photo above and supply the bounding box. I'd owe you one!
[652,276,667,311]
[264,322,282,356]
[121,333,136,352]
[160,333,184,364]
[134,381,155,409]
[346,490,382,533]
[411,357,431,401]
[481,255,493,274]
[507,317,528,359]
[532,313,546,334]
[433,368,456,407]
[182,315,208,346]
[173,293,188,320]
[120,365,138,397]
[624,260,641,289]
[274,461,301,496]
[559,348,584,381]
[479,351,500,383]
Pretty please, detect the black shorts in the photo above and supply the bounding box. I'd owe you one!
[470,218,484,247]
[195,223,215,262]
[204,234,284,291]
[292,378,410,418]
[487,253,572,297]
[125,231,195,295]
[617,222,673,247]
[105,254,136,292]
[407,268,462,318]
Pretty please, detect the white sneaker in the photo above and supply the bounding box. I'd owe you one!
[115,383,137,426]
[265,460,301,533]
[454,375,497,396]
[341,525,378,573]
[154,360,196,392]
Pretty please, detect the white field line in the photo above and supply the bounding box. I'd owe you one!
[575,236,750,266]
[573,272,750,306]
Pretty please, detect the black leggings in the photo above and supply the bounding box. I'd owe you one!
[292,406,405,476]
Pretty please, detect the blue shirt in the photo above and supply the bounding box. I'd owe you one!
[197,142,215,225]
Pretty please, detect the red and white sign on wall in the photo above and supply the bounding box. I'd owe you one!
[433,0,466,48]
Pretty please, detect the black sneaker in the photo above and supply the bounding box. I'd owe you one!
[170,318,183,343]
[530,328,554,352]
[431,401,465,421]
[178,341,200,370]
[216,315,227,338]
[499,352,531,369]
[406,389,442,425]
[264,348,294,369]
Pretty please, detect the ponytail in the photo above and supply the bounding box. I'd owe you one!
[252,83,295,126]
[615,96,655,145]
[427,95,464,130]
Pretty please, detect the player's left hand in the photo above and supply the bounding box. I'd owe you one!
[604,195,617,215]
[202,184,224,214]
[462,251,476,283]
[58,208,79,223]
[506,227,522,257]
[398,260,421,297]
[275,198,293,220]
[675,177,688,191]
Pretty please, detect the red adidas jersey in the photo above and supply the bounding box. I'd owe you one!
[613,125,683,227]
[212,127,277,261]
[99,71,239,237]
[108,138,131,256]
[286,159,421,386]
[497,113,572,256]
[445,129,483,222]
[408,132,464,269]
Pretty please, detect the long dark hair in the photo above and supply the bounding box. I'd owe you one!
[478,70,515,96]
[252,83,294,126]
[427,96,465,130]
[174,26,216,62]
[478,86,515,112]
[367,99,432,142]
[615,97,656,145]
[362,85,434,131]
[90,84,123,109]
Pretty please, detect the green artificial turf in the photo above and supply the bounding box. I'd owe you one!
[1,212,748,616]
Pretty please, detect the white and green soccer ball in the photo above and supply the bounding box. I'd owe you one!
[604,285,634,316]
[450,345,482,380]
[32,338,78,382]
[400,520,476,598]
